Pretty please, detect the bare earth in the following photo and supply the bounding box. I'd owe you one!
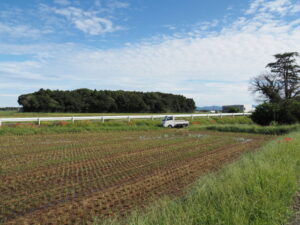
[0,130,270,225]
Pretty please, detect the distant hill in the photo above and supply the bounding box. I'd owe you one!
[196,106,222,111]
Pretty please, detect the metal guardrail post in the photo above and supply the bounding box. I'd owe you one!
[72,117,75,124]
[0,120,2,127]
[38,118,41,126]
[102,117,104,123]
[128,116,131,122]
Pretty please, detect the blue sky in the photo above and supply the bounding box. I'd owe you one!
[0,0,300,107]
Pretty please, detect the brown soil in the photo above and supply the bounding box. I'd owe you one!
[0,130,271,225]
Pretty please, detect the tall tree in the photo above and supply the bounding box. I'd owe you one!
[250,73,282,103]
[267,52,300,99]
[251,52,300,102]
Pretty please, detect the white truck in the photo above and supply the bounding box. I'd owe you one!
[162,116,189,128]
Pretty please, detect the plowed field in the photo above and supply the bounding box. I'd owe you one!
[0,130,271,224]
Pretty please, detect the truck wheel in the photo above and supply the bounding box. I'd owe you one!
[168,125,173,128]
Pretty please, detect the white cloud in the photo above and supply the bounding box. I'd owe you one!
[291,3,300,13]
[0,22,50,38]
[52,6,120,35]
[246,0,265,14]
[246,0,300,16]
[0,61,46,80]
[94,0,101,7]
[107,0,129,9]
[1,0,300,106]
[53,0,70,5]
[39,0,300,105]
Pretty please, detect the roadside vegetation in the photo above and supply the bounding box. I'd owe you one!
[0,120,161,135]
[96,132,300,225]
[1,117,299,136]
[0,116,253,136]
[202,124,300,135]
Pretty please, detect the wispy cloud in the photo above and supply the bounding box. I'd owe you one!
[107,0,129,9]
[0,61,46,80]
[0,0,128,38]
[52,6,120,35]
[246,0,300,16]
[53,0,70,5]
[0,22,51,38]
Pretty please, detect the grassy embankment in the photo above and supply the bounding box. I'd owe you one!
[1,113,299,135]
[191,124,300,135]
[0,116,253,135]
[96,131,300,225]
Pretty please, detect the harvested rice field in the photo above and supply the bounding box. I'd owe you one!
[0,130,271,225]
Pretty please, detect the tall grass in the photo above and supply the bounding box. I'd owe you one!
[96,132,300,225]
[0,120,162,136]
[188,116,253,125]
[0,117,252,136]
[202,124,300,135]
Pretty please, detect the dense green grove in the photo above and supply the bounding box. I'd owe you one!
[18,89,195,113]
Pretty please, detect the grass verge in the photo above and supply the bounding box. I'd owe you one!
[96,132,300,225]
[0,120,162,135]
[200,124,300,135]
[0,117,252,136]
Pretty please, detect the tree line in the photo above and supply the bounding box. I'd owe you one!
[18,89,196,113]
[250,52,300,125]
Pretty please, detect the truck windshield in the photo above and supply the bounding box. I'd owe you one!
[163,116,173,121]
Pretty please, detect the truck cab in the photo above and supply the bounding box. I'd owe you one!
[162,116,189,128]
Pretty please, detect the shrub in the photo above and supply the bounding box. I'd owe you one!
[277,100,300,124]
[251,103,280,125]
[252,100,300,125]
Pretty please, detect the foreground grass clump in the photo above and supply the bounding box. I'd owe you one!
[97,132,300,225]
[203,124,300,135]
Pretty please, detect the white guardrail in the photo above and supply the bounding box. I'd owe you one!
[0,113,252,126]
